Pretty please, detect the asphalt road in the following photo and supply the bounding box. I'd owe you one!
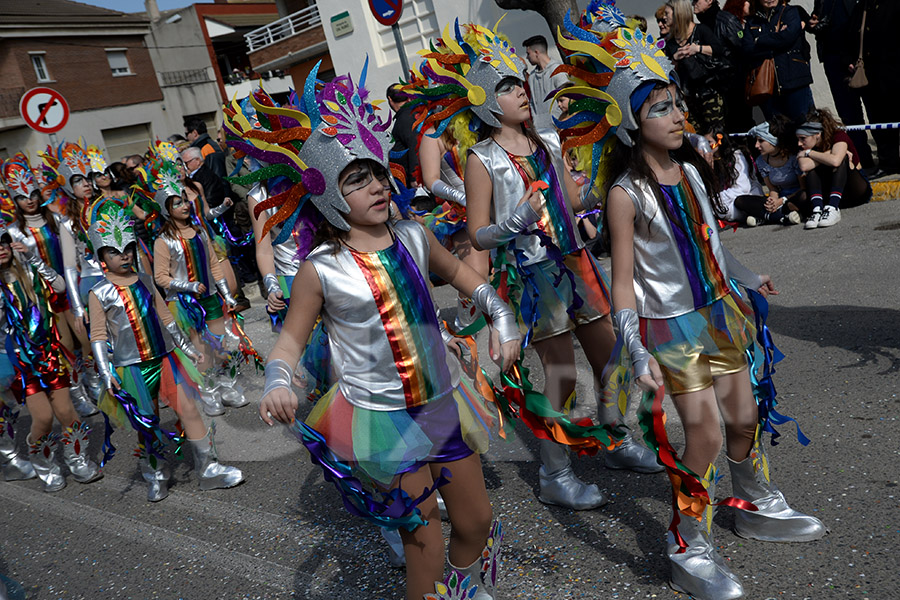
[1,199,897,600]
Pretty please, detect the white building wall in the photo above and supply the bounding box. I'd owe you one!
[317,0,833,122]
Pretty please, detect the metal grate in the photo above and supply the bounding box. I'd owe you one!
[245,4,321,53]
[160,68,213,87]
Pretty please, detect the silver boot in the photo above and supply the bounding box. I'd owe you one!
[448,519,503,600]
[188,425,244,490]
[27,433,66,492]
[728,441,826,543]
[668,467,744,600]
[139,452,170,502]
[82,357,106,403]
[0,406,35,481]
[69,378,99,418]
[597,393,663,473]
[61,421,103,483]
[537,439,606,510]
[215,373,248,408]
[198,372,225,416]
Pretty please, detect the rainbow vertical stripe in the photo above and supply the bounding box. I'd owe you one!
[350,238,452,408]
[660,174,728,309]
[508,147,579,255]
[443,146,464,182]
[114,279,168,362]
[28,224,64,276]
[179,234,213,292]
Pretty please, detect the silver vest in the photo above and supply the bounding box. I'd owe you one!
[468,128,584,266]
[250,183,300,277]
[612,162,729,319]
[159,229,214,301]
[91,273,175,366]
[307,220,460,411]
[6,212,64,263]
[60,217,104,278]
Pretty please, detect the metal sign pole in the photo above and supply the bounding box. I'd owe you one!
[391,23,409,77]
[49,132,59,148]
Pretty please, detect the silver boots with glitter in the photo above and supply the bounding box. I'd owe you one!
[728,441,826,543]
[214,371,248,408]
[138,446,170,502]
[198,372,225,417]
[188,426,244,490]
[27,434,66,492]
[0,406,35,481]
[597,392,663,474]
[667,468,744,600]
[446,519,502,600]
[61,421,103,483]
[68,377,99,418]
[537,439,606,510]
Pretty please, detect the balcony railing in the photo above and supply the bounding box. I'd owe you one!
[245,4,321,53]
[160,68,214,87]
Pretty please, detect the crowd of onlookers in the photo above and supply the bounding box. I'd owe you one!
[110,118,261,310]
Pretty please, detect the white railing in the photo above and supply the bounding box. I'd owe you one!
[245,4,322,53]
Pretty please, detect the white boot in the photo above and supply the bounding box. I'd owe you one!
[27,433,66,492]
[538,439,606,510]
[447,520,503,600]
[188,425,243,490]
[61,421,103,483]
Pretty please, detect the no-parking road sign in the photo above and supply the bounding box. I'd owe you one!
[368,0,403,26]
[19,87,70,134]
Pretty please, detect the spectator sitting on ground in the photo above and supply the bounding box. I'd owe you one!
[738,116,805,227]
[523,34,569,130]
[705,126,765,226]
[184,118,226,178]
[797,108,872,230]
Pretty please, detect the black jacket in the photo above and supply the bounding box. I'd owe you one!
[190,133,227,179]
[390,103,419,188]
[742,4,813,93]
[190,163,236,231]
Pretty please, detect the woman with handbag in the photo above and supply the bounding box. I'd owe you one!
[664,0,727,134]
[741,0,814,124]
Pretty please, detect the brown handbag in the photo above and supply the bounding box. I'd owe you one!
[745,9,783,105]
[848,9,868,89]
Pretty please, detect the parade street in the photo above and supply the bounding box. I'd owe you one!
[0,198,895,600]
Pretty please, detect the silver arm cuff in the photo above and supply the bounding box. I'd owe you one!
[474,201,540,250]
[721,246,763,290]
[216,278,237,307]
[263,359,294,399]
[263,273,281,298]
[64,267,85,317]
[208,202,230,219]
[91,340,115,391]
[168,279,203,294]
[614,308,651,380]
[431,180,467,206]
[23,251,60,285]
[165,322,200,361]
[470,283,519,345]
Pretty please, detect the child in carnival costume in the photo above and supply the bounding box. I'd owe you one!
[41,140,109,405]
[420,19,661,511]
[0,223,102,492]
[234,61,519,600]
[130,156,248,417]
[556,3,825,598]
[86,203,243,501]
[0,153,99,418]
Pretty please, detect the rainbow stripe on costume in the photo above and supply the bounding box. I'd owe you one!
[443,147,464,182]
[28,225,64,276]
[350,239,452,408]
[660,173,728,310]
[114,279,168,362]
[508,147,579,255]
[179,234,212,290]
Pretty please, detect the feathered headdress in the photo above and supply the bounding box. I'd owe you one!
[223,58,396,245]
[86,145,109,175]
[42,140,92,197]
[88,203,135,257]
[0,153,39,200]
[553,2,675,190]
[132,141,184,219]
[0,187,14,225]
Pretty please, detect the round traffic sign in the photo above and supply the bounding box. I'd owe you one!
[368,0,403,26]
[19,87,70,134]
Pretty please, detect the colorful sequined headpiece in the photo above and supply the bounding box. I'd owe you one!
[552,3,675,190]
[224,58,395,236]
[88,204,135,256]
[86,145,108,175]
[132,141,184,219]
[0,153,39,200]
[0,188,14,225]
[43,140,92,197]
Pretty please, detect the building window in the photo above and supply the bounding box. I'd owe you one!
[30,53,51,82]
[102,123,152,161]
[106,50,132,76]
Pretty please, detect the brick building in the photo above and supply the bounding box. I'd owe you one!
[0,0,169,161]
